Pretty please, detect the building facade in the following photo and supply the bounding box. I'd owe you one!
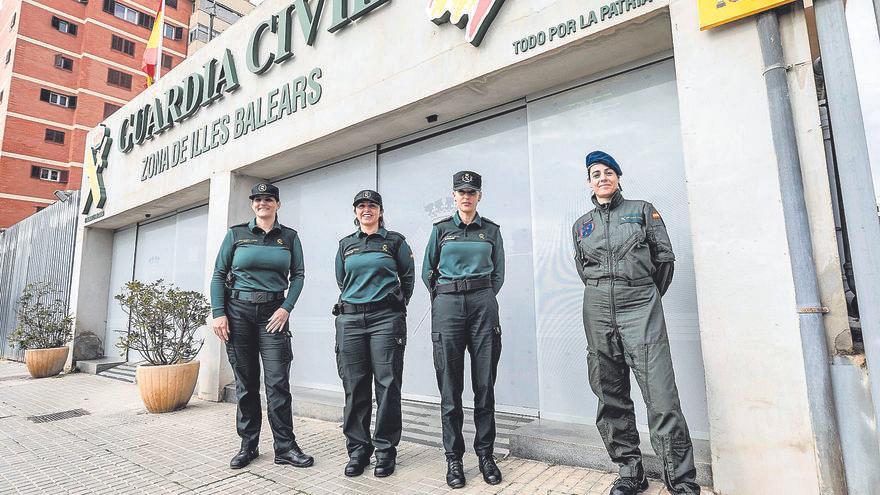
[0,0,192,228]
[187,0,254,55]
[65,0,880,493]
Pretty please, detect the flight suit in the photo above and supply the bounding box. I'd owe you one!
[422,211,505,460]
[210,218,305,456]
[571,191,699,494]
[334,227,415,463]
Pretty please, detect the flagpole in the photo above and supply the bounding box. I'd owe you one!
[155,0,166,81]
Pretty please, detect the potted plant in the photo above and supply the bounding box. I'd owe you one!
[115,280,208,413]
[9,282,74,378]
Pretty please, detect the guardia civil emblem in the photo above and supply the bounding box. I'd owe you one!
[82,124,113,216]
[364,191,372,199]
[462,173,472,182]
[258,184,268,192]
[382,244,389,252]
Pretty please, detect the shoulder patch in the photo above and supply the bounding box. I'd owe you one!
[481,217,500,227]
[433,215,453,225]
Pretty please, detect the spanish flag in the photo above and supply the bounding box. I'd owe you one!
[141,0,166,86]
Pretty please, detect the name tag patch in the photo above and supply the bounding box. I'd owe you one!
[620,214,644,225]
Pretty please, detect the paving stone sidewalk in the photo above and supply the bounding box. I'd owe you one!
[0,360,709,495]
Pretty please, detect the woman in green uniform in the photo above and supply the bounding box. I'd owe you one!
[334,189,415,478]
[571,151,699,495]
[210,182,314,471]
[422,171,504,489]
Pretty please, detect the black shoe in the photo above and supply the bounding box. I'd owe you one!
[344,457,369,477]
[609,473,649,495]
[274,444,314,468]
[478,455,502,485]
[446,458,466,489]
[374,457,396,477]
[229,448,258,469]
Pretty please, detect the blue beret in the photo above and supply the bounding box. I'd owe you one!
[585,151,622,177]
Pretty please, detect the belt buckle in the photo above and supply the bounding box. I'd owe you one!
[456,280,466,292]
[252,292,267,303]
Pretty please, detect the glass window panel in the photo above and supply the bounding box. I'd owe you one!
[378,109,539,411]
[526,59,710,437]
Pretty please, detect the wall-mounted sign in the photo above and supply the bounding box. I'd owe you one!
[428,0,506,47]
[82,125,113,222]
[698,0,796,30]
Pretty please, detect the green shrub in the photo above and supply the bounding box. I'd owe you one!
[9,282,74,350]
[114,280,208,366]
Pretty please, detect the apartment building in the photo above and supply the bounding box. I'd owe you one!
[0,0,192,228]
[186,0,252,55]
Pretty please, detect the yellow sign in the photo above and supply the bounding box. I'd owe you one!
[699,0,797,30]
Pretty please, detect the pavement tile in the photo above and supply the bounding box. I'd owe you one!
[0,360,714,494]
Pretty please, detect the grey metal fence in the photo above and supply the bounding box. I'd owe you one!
[0,191,79,360]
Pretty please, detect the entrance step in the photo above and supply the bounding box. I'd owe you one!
[97,362,138,383]
[224,384,536,456]
[75,357,126,375]
[508,419,713,487]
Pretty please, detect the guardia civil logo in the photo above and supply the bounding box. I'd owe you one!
[82,124,113,218]
[428,0,506,47]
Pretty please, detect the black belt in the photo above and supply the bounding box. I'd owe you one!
[334,298,398,315]
[434,277,493,294]
[585,276,654,287]
[229,290,285,303]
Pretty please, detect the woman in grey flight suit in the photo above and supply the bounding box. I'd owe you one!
[422,171,504,489]
[334,190,414,478]
[210,182,314,471]
[571,151,699,495]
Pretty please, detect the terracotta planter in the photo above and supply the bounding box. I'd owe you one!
[135,360,200,413]
[24,346,69,378]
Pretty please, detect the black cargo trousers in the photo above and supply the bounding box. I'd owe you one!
[334,306,407,462]
[225,298,296,455]
[431,287,502,460]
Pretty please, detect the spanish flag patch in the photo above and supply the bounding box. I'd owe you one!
[652,211,662,221]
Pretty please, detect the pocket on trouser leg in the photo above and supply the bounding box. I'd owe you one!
[393,316,406,379]
[334,317,345,380]
[431,333,444,372]
[586,350,604,402]
[491,325,502,370]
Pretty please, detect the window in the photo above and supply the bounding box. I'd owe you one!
[104,0,154,29]
[45,129,65,144]
[161,53,172,69]
[107,68,132,89]
[103,102,121,119]
[165,0,177,8]
[31,166,69,183]
[163,23,182,40]
[111,35,135,56]
[39,88,76,108]
[4,49,9,64]
[54,54,73,71]
[189,23,219,44]
[51,16,78,35]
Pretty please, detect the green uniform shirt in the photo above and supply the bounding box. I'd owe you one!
[335,227,415,304]
[421,212,505,294]
[210,218,305,318]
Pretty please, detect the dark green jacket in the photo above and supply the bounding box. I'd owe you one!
[335,227,415,304]
[422,212,505,294]
[210,218,305,318]
[572,191,675,295]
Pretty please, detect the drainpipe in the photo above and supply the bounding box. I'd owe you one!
[756,11,848,494]
[814,0,880,442]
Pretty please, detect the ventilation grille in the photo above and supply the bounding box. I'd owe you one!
[27,408,90,423]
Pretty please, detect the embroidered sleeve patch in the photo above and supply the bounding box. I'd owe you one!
[580,220,594,238]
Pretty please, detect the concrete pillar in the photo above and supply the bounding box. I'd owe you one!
[67,222,114,367]
[197,171,262,402]
[669,2,839,493]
